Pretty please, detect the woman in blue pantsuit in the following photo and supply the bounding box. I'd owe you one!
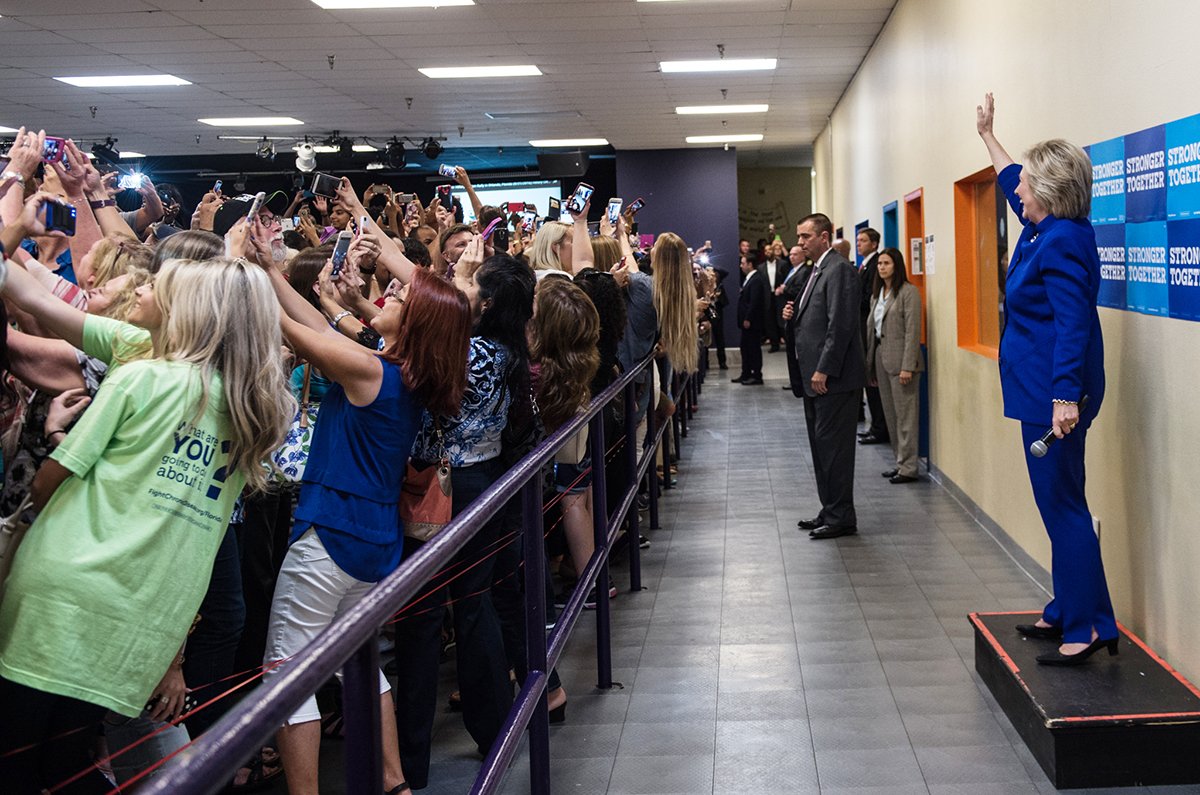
[977,93,1118,665]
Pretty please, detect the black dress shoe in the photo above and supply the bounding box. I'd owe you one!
[796,517,823,530]
[740,377,763,385]
[781,386,793,390]
[730,376,744,383]
[858,433,886,445]
[809,524,857,540]
[881,468,899,478]
[1037,637,1119,666]
[768,346,781,353]
[1016,623,1063,640]
[718,364,728,370]
[889,474,919,484]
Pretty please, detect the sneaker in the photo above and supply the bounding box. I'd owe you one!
[639,534,651,549]
[583,586,618,610]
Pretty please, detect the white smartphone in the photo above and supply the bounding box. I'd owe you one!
[330,230,353,277]
[606,198,623,226]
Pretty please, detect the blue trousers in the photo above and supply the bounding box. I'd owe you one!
[1020,422,1116,644]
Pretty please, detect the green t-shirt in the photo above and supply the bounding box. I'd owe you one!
[0,317,245,716]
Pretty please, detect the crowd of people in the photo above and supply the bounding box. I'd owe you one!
[0,129,714,793]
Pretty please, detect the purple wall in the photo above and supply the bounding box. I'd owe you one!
[615,147,742,348]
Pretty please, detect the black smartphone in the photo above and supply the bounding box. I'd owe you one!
[566,182,594,215]
[492,225,509,252]
[43,199,77,236]
[330,230,353,277]
[546,196,561,221]
[311,172,340,198]
[436,184,452,202]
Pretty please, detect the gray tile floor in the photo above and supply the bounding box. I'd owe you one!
[337,356,1199,794]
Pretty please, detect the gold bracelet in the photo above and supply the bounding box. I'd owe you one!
[1051,398,1077,405]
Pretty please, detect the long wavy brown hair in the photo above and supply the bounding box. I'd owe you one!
[383,267,471,417]
[530,277,600,431]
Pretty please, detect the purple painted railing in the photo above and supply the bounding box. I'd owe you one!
[141,350,688,795]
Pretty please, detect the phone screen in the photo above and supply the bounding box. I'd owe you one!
[567,183,594,215]
[521,210,537,233]
[330,231,353,276]
[628,197,645,215]
[547,197,562,221]
[606,199,623,226]
[311,172,340,198]
[118,174,143,190]
[42,137,66,164]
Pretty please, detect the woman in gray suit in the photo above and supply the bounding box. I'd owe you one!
[866,247,923,483]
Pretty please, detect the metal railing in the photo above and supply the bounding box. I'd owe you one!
[144,350,688,795]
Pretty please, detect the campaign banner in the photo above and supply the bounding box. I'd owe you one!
[1124,125,1166,223]
[1167,218,1200,320]
[1124,221,1169,316]
[1088,136,1125,225]
[1166,113,1200,220]
[1094,223,1126,311]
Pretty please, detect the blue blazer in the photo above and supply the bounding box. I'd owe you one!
[997,164,1105,426]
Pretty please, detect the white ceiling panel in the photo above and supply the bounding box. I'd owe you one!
[0,0,895,159]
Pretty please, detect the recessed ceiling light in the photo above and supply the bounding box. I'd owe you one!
[352,144,379,152]
[529,138,609,147]
[676,104,769,115]
[661,59,777,73]
[313,0,472,7]
[55,74,191,87]
[198,117,304,127]
[120,151,146,158]
[685,134,764,144]
[419,65,542,79]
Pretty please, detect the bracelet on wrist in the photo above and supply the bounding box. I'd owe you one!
[89,198,116,210]
[330,310,353,328]
[2,170,26,186]
[1051,398,1078,406]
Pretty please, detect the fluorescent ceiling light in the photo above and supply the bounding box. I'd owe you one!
[55,74,191,87]
[419,65,541,79]
[661,58,777,73]
[685,134,764,144]
[313,0,472,7]
[219,135,295,141]
[0,125,18,133]
[120,151,145,158]
[310,144,339,153]
[676,104,769,115]
[352,143,378,152]
[529,138,609,147]
[198,117,304,127]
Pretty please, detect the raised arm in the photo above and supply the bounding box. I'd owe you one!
[0,192,88,349]
[976,93,1015,174]
[571,197,594,274]
[1,128,45,226]
[454,167,483,219]
[616,215,640,273]
[334,177,416,284]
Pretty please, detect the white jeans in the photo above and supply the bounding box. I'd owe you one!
[263,528,390,726]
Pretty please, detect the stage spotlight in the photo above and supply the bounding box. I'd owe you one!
[255,136,276,160]
[91,137,120,166]
[337,136,354,158]
[295,142,316,173]
[385,137,406,168]
[421,136,443,159]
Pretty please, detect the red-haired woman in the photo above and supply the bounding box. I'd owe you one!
[247,214,472,795]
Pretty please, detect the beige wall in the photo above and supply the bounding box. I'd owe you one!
[813,0,1200,677]
[737,167,812,247]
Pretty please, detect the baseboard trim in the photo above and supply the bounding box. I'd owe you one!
[927,463,1053,597]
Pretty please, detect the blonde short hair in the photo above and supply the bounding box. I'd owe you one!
[1024,138,1092,220]
[527,221,571,271]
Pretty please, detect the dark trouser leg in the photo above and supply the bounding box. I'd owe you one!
[785,330,802,396]
[739,329,762,378]
[491,516,562,693]
[1021,422,1116,644]
[865,384,889,440]
[802,395,827,525]
[809,390,859,527]
[0,677,110,795]
[183,524,246,739]
[712,314,727,367]
[234,488,295,678]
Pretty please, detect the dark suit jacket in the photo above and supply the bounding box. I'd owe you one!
[737,268,770,332]
[793,249,866,398]
[779,261,809,328]
[858,250,879,343]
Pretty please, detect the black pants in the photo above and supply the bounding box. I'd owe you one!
[393,458,514,789]
[233,487,295,679]
[712,311,727,366]
[785,326,803,397]
[865,384,890,439]
[0,677,110,794]
[739,326,762,379]
[802,390,859,527]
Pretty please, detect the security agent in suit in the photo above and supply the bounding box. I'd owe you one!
[856,228,891,445]
[759,241,789,351]
[784,213,866,539]
[732,254,770,384]
[778,245,810,396]
[978,93,1114,665]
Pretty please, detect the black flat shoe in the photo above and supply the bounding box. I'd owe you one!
[1016,623,1063,640]
[889,474,919,484]
[730,376,744,383]
[809,524,857,540]
[797,517,823,530]
[1037,637,1119,666]
[549,703,566,724]
[881,468,898,478]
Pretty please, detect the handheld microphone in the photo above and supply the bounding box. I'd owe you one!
[1030,395,1089,458]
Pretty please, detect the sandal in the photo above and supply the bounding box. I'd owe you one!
[229,746,283,792]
